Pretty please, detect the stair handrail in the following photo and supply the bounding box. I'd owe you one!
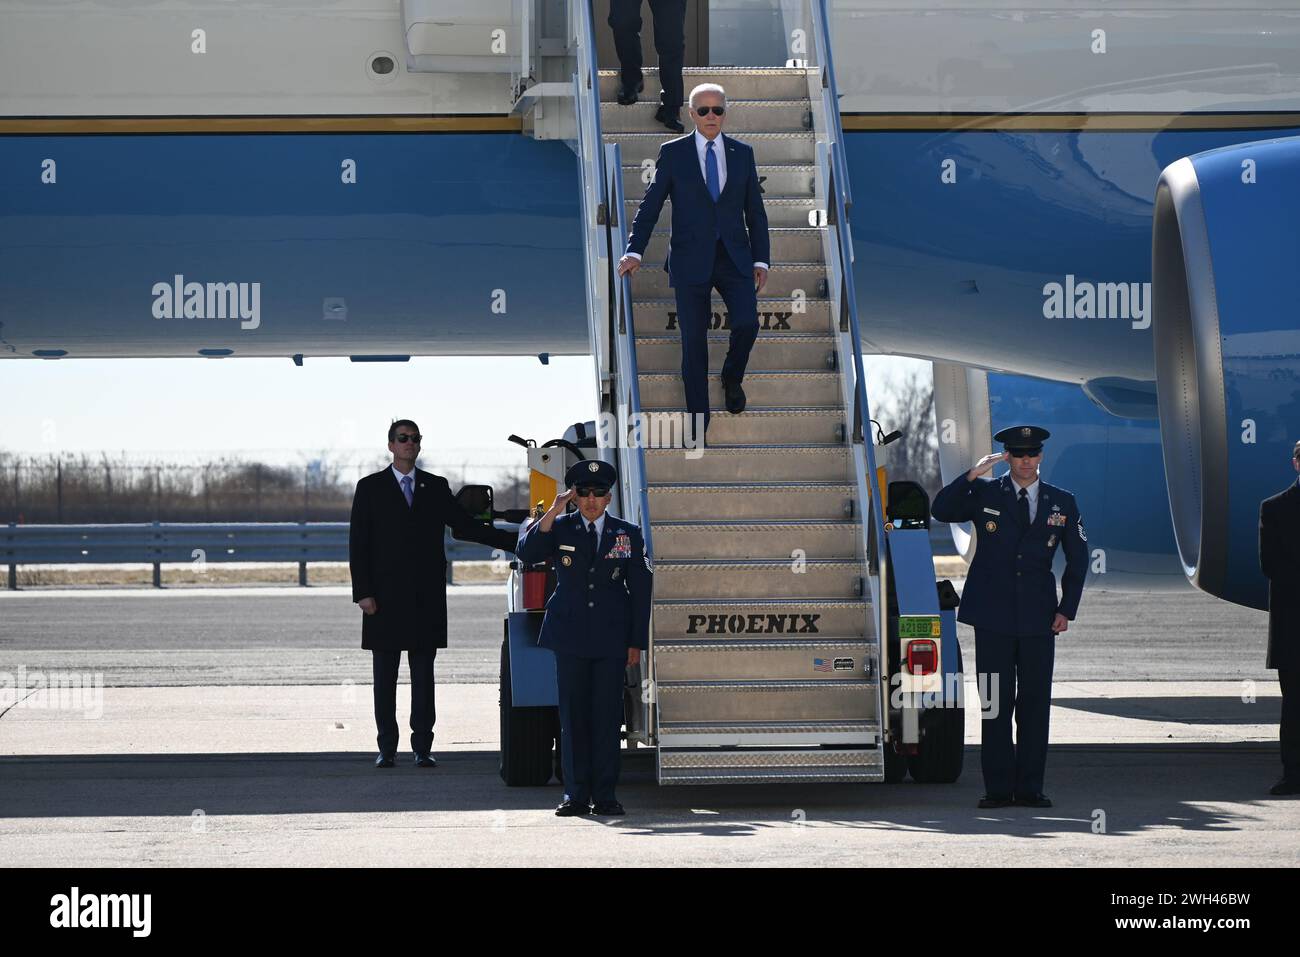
[603,141,655,563]
[804,0,888,609]
[571,0,613,389]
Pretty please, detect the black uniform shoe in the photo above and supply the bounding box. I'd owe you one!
[722,376,747,414]
[1015,793,1053,808]
[591,800,626,816]
[655,105,684,133]
[555,800,592,817]
[1269,777,1300,795]
[414,753,437,768]
[977,794,1014,808]
[616,79,643,105]
[374,752,396,768]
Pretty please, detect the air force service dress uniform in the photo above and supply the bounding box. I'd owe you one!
[515,461,653,812]
[930,426,1088,803]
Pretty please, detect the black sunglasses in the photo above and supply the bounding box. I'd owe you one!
[1007,449,1041,459]
[694,105,725,116]
[393,433,422,444]
[574,486,610,498]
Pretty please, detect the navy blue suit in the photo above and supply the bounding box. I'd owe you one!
[931,472,1088,797]
[626,132,770,433]
[516,510,653,803]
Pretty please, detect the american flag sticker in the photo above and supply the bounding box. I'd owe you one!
[812,658,833,673]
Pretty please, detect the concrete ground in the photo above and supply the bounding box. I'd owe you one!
[1,584,1296,867]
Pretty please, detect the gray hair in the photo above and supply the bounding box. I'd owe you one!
[688,83,727,109]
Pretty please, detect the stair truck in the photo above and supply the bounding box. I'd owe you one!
[497,423,966,788]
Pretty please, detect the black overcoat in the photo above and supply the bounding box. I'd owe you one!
[1259,482,1300,670]
[349,467,517,651]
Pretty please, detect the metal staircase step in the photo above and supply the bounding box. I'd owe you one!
[599,66,812,102]
[653,597,872,638]
[632,261,826,299]
[643,444,852,483]
[654,638,872,681]
[656,746,883,783]
[637,227,823,265]
[601,99,810,133]
[653,520,862,560]
[652,558,866,599]
[638,370,841,409]
[608,131,815,165]
[631,297,834,335]
[643,407,845,445]
[626,196,817,233]
[636,333,836,372]
[648,483,856,522]
[622,165,815,200]
[655,678,878,725]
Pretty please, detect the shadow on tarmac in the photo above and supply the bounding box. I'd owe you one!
[1053,696,1281,725]
[1,744,1289,841]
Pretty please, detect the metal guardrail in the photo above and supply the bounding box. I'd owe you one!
[1,522,519,589]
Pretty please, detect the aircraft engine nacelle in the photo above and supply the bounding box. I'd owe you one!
[1152,136,1300,610]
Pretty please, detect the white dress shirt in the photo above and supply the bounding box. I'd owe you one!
[1013,477,1040,523]
[391,463,416,499]
[625,129,768,271]
[693,128,728,194]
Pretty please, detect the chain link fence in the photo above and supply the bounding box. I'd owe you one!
[0,452,531,525]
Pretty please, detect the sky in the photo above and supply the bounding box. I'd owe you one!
[0,353,929,485]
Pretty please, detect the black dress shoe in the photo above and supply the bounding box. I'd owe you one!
[414,753,437,768]
[655,105,684,133]
[1015,793,1053,808]
[616,80,642,105]
[977,794,1014,808]
[722,377,747,414]
[374,752,395,768]
[592,800,625,816]
[555,800,592,817]
[1269,777,1300,795]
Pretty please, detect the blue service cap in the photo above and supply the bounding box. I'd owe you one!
[994,424,1051,454]
[565,459,617,491]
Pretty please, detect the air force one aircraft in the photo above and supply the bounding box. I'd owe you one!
[2,0,1298,614]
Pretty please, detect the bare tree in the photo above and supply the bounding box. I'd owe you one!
[872,367,940,498]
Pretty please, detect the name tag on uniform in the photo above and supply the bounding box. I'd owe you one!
[983,507,1000,516]
[559,544,576,551]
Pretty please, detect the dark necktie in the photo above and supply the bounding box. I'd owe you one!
[705,139,720,202]
[401,474,413,508]
[588,522,598,565]
[1017,487,1030,526]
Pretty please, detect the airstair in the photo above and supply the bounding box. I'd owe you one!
[567,1,892,784]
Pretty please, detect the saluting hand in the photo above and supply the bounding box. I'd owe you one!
[537,489,576,533]
[967,451,1009,480]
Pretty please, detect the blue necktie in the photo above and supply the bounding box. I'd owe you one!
[705,140,720,202]
[401,474,413,508]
